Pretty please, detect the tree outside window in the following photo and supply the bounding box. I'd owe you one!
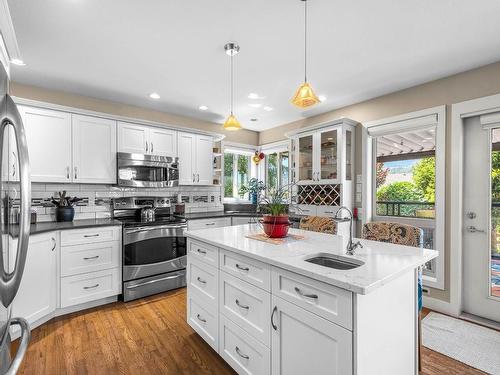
[224,152,250,199]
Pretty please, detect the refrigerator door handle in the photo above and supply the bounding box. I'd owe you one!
[5,317,31,375]
[0,94,31,307]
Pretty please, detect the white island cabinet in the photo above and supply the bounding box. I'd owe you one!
[185,225,437,375]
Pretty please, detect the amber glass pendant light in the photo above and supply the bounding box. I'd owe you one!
[223,42,242,130]
[291,0,320,108]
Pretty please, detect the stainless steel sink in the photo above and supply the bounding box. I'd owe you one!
[304,253,364,270]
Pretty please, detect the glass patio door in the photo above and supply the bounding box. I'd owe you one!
[462,117,500,322]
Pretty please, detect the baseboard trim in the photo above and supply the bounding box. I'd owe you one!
[423,295,457,316]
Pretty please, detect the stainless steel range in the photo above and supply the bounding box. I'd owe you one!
[113,197,187,302]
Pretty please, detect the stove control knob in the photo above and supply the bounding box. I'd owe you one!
[160,199,165,204]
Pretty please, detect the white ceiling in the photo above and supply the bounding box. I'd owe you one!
[7,0,500,131]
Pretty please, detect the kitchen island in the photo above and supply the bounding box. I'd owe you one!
[185,224,438,375]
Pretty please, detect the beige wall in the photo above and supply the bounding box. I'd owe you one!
[260,60,500,303]
[10,83,259,145]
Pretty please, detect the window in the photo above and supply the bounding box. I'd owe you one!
[266,150,289,193]
[364,107,445,290]
[224,152,251,199]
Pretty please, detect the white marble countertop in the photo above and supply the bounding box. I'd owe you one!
[185,224,438,295]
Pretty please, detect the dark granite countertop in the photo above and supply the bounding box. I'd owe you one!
[8,218,122,237]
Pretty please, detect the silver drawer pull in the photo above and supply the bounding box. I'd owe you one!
[294,287,318,299]
[235,264,250,271]
[83,284,99,290]
[235,299,249,309]
[235,346,250,360]
[83,255,99,260]
[197,277,206,284]
[196,248,207,254]
[84,234,100,238]
[205,222,216,226]
[196,314,206,323]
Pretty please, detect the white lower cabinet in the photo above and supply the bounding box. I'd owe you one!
[186,238,353,375]
[219,314,271,375]
[271,296,352,375]
[10,226,122,338]
[11,232,57,329]
[187,217,232,231]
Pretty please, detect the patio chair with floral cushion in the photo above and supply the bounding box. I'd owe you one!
[362,221,424,370]
[299,216,337,234]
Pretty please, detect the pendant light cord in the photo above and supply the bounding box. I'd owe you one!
[230,52,234,115]
[304,0,308,83]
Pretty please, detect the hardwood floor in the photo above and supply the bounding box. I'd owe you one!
[14,290,485,374]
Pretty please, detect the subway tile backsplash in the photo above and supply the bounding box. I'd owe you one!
[13,183,224,222]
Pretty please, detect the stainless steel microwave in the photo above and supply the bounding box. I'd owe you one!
[117,152,179,188]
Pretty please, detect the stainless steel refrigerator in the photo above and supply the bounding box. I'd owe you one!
[0,60,31,373]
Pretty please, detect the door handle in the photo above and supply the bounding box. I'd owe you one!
[83,284,100,290]
[83,255,99,260]
[51,237,56,251]
[235,346,250,360]
[196,314,206,323]
[151,142,153,153]
[5,318,31,375]
[235,264,250,271]
[271,306,278,330]
[235,299,250,310]
[146,141,148,152]
[467,226,486,233]
[74,166,78,180]
[66,166,70,179]
[294,286,318,299]
[0,94,31,307]
[196,277,206,284]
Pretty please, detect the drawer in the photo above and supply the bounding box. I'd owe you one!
[60,226,120,246]
[187,257,217,303]
[187,289,218,351]
[219,315,270,375]
[220,272,271,347]
[60,268,121,308]
[188,239,218,267]
[316,206,340,217]
[187,217,231,231]
[294,205,317,217]
[271,267,353,330]
[220,249,271,291]
[61,241,120,277]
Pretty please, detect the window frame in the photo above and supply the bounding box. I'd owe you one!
[260,141,290,193]
[362,106,446,290]
[223,143,257,202]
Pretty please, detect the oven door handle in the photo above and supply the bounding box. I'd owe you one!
[125,224,187,234]
[125,273,184,289]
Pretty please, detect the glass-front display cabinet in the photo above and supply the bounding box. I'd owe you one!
[290,120,355,185]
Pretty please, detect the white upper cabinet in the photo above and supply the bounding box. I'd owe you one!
[178,132,196,185]
[178,132,213,185]
[195,135,213,185]
[149,127,176,156]
[11,232,57,329]
[72,114,116,184]
[20,105,73,183]
[292,121,355,186]
[117,122,149,154]
[118,122,177,157]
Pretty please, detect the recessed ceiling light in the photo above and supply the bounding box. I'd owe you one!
[248,93,265,100]
[250,118,258,122]
[318,95,327,102]
[263,106,273,111]
[249,103,262,108]
[199,105,209,111]
[149,92,160,100]
[10,59,26,66]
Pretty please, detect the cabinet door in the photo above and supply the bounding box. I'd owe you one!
[271,296,352,375]
[11,232,57,326]
[117,122,149,154]
[150,127,176,157]
[195,135,213,185]
[20,106,72,182]
[317,127,341,184]
[177,132,196,185]
[72,114,116,184]
[296,133,315,184]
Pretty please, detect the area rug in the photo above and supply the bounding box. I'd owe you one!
[422,312,500,374]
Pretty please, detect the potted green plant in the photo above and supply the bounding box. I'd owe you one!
[239,178,266,204]
[258,184,290,238]
[50,191,82,222]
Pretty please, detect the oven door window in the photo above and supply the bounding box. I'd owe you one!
[124,236,186,265]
